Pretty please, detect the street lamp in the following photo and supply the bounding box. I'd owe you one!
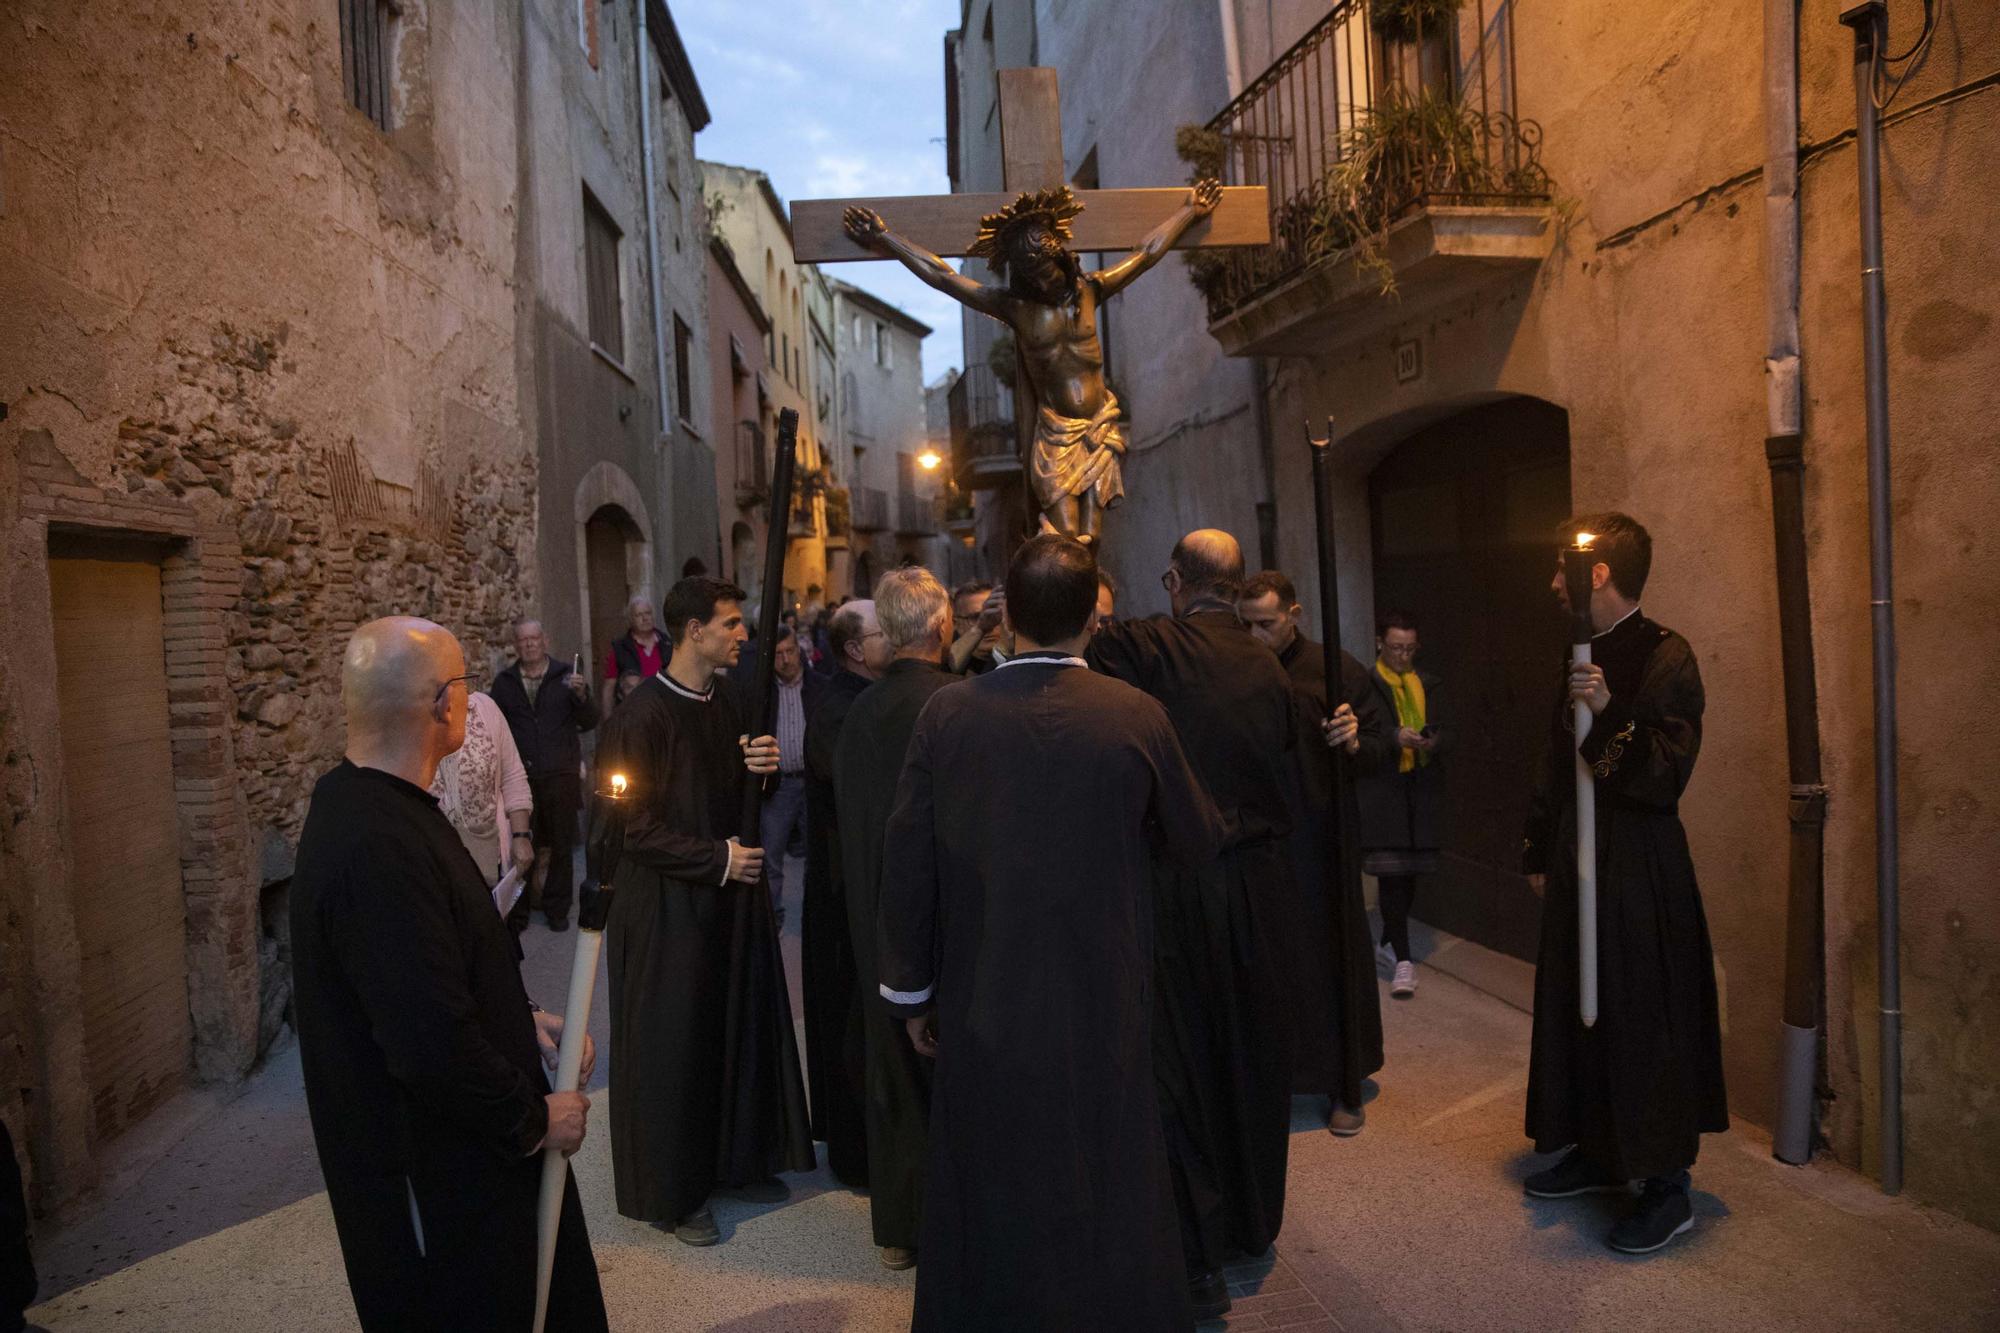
[917,448,943,470]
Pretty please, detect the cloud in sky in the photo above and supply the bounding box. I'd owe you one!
[677,0,969,382]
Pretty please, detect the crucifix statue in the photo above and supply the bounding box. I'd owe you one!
[792,68,1268,547]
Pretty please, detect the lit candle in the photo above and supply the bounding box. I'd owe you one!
[1561,533,1599,1028]
[609,772,627,799]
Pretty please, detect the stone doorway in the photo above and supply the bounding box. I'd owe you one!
[583,504,646,687]
[1366,396,1571,962]
[48,535,193,1143]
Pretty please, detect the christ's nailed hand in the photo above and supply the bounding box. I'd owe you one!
[1190,177,1222,213]
[906,1016,939,1059]
[843,206,888,246]
[726,837,765,885]
[542,1091,590,1158]
[741,734,781,775]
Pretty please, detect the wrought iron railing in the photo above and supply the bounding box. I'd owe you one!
[1187,0,1550,320]
[947,363,1018,482]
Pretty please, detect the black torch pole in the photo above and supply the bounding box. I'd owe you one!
[738,407,800,845]
[1307,420,1364,925]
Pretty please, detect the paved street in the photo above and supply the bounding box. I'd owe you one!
[25,870,2000,1332]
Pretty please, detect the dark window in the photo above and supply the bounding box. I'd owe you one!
[673,315,694,424]
[340,0,397,130]
[583,189,623,361]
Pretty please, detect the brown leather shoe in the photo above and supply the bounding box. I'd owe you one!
[879,1246,917,1271]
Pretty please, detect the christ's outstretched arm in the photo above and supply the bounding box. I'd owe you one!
[1091,178,1222,298]
[843,207,1010,320]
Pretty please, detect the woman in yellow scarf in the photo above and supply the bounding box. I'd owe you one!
[1357,610,1448,997]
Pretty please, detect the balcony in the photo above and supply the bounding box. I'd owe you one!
[947,364,1019,489]
[850,485,891,533]
[1190,0,1555,357]
[896,490,936,537]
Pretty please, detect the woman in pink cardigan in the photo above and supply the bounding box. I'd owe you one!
[431,688,534,885]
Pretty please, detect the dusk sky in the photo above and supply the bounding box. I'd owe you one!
[676,0,968,384]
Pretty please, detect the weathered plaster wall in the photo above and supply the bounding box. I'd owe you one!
[0,0,537,1211]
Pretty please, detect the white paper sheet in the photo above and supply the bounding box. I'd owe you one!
[493,864,527,919]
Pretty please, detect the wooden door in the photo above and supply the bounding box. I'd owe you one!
[584,509,632,683]
[50,549,191,1140]
[1368,398,1571,961]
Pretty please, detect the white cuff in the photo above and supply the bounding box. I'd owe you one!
[879,981,935,1007]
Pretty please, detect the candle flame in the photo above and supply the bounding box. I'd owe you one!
[610,773,628,797]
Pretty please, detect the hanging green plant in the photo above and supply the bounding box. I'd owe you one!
[985,332,1019,384]
[1173,124,1227,182]
[1371,0,1463,42]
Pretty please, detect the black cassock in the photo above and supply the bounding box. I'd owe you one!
[1521,611,1728,1179]
[803,667,872,1186]
[879,658,1225,1332]
[832,658,957,1250]
[1275,634,1392,1104]
[594,674,814,1226]
[291,761,607,1333]
[1088,609,1297,1270]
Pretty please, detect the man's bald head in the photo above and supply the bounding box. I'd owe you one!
[1169,528,1244,602]
[342,617,466,746]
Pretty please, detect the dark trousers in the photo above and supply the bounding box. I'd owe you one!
[759,773,808,914]
[1,1119,35,1333]
[521,770,581,926]
[1379,875,1418,961]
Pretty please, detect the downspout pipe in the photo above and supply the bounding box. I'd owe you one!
[635,0,674,437]
[1838,0,1902,1196]
[1764,0,1827,1169]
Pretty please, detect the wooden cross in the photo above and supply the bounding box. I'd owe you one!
[791,67,1269,263]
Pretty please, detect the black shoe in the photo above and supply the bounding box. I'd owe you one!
[546,913,570,932]
[1188,1269,1230,1320]
[671,1206,720,1246]
[1608,1179,1694,1254]
[1524,1148,1628,1199]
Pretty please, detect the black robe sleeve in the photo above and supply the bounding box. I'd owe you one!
[1577,634,1704,809]
[876,701,941,1021]
[322,848,548,1160]
[602,700,731,885]
[1141,699,1231,863]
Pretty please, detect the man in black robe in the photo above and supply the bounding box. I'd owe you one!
[593,577,815,1247]
[880,535,1225,1332]
[833,569,959,1270]
[801,598,890,1188]
[1519,513,1727,1254]
[292,617,606,1332]
[1237,570,1394,1136]
[1087,530,1296,1318]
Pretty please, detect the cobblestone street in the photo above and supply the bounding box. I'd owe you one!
[24,873,2000,1332]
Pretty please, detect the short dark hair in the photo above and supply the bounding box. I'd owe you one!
[1005,534,1098,644]
[1170,533,1245,601]
[774,623,796,645]
[1561,512,1653,600]
[951,579,994,607]
[1377,608,1418,635]
[681,556,708,578]
[1096,569,1118,594]
[1239,569,1296,607]
[661,576,748,644]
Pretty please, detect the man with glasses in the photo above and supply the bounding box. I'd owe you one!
[491,618,598,932]
[1358,610,1448,998]
[1087,530,1299,1320]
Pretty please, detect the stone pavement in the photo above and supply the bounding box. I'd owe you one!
[25,867,2000,1332]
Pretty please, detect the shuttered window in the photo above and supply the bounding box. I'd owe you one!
[583,189,624,361]
[339,0,397,131]
[674,315,694,425]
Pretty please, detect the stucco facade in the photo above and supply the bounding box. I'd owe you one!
[0,0,716,1218]
[831,280,944,590]
[707,237,775,590]
[946,0,2000,1229]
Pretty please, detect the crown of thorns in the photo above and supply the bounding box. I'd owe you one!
[967,186,1085,260]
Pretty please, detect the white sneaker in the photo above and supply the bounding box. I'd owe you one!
[1391,960,1417,997]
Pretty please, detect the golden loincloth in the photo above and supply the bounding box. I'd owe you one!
[1031,394,1126,511]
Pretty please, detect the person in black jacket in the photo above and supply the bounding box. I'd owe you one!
[292,616,605,1332]
[1358,609,1449,999]
[491,619,599,932]
[0,1116,32,1333]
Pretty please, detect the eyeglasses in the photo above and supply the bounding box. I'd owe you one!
[1159,568,1181,592]
[433,671,480,707]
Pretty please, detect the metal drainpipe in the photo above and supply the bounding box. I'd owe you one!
[635,0,674,435]
[1764,0,1827,1169]
[1838,0,1902,1196]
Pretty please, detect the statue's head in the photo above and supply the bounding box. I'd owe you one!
[970,187,1084,300]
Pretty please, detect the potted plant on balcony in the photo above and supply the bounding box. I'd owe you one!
[1371,0,1461,42]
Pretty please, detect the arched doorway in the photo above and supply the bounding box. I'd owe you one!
[583,504,646,688]
[1367,396,1571,961]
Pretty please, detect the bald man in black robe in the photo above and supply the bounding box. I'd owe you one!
[880,535,1225,1333]
[1087,529,1298,1319]
[292,617,606,1332]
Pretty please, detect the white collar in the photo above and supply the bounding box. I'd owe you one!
[657,670,713,701]
[995,652,1087,670]
[1593,605,1642,640]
